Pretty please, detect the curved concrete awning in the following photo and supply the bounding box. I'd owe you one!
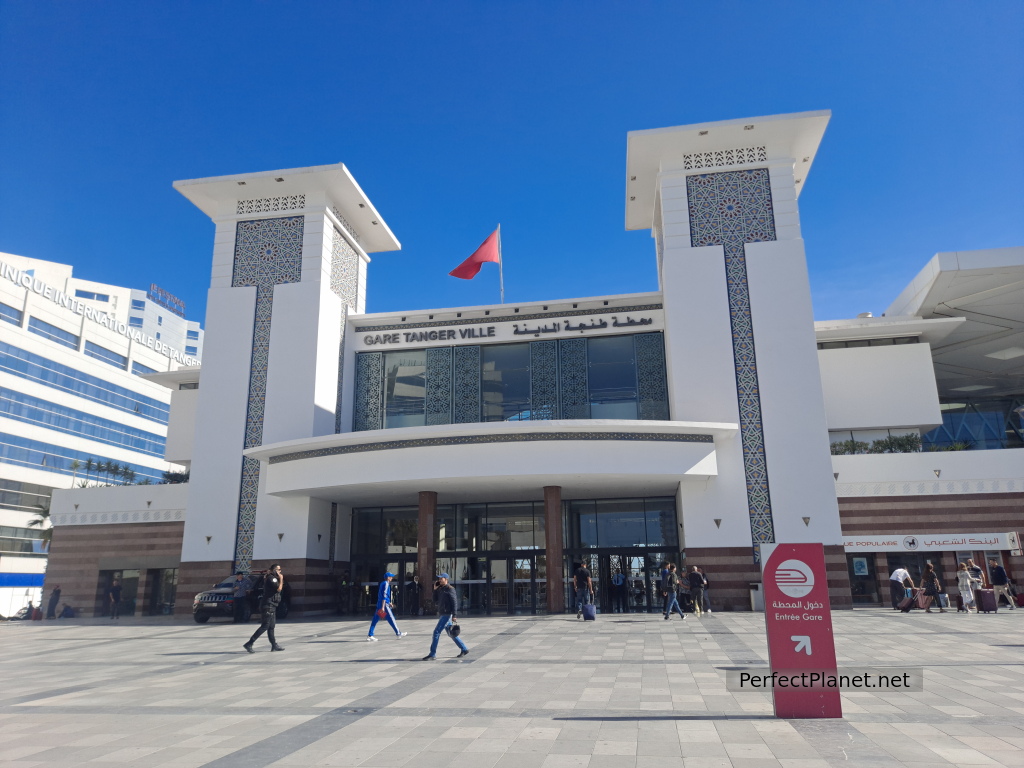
[246,419,736,506]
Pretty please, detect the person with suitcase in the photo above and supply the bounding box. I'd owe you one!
[573,562,594,620]
[957,562,982,613]
[919,563,946,613]
[988,559,1016,610]
[889,566,915,610]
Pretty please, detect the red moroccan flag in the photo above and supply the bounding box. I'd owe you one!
[449,228,501,280]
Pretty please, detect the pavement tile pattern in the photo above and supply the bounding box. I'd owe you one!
[1,608,1023,767]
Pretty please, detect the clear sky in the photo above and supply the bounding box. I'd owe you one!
[1,3,1022,326]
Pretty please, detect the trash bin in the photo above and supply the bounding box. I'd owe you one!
[750,582,764,612]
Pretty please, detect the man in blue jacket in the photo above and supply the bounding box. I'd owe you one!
[367,571,407,641]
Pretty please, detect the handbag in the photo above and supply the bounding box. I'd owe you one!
[447,618,461,637]
[376,608,387,618]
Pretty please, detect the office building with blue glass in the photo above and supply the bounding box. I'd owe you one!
[45,111,1023,618]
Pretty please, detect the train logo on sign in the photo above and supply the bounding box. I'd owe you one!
[774,559,814,598]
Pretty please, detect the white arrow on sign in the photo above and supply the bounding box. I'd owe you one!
[791,636,812,655]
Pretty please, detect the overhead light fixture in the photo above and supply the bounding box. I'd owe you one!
[952,385,993,392]
[630,196,636,201]
[795,178,803,184]
[743,125,754,130]
[237,181,247,186]
[698,130,708,136]
[833,473,839,481]
[358,203,365,208]
[630,176,636,181]
[205,536,212,544]
[933,470,941,478]
[277,533,285,541]
[985,347,1024,361]
[802,157,810,163]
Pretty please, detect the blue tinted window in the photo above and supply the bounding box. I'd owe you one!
[129,316,143,328]
[27,317,80,350]
[587,336,638,419]
[74,290,109,302]
[0,302,22,326]
[0,387,165,457]
[185,346,198,356]
[131,299,146,311]
[0,432,164,483]
[0,342,169,424]
[481,343,530,422]
[84,341,128,369]
[383,350,426,428]
[186,329,199,340]
[131,361,158,377]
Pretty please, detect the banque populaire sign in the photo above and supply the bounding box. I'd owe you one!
[762,543,842,719]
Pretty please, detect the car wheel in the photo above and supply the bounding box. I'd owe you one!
[193,613,210,624]
[276,601,289,620]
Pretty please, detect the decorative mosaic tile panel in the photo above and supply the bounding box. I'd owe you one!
[681,146,766,171]
[230,216,305,572]
[529,340,558,420]
[269,430,715,464]
[453,345,481,424]
[330,228,360,433]
[558,338,590,420]
[425,347,454,426]
[236,195,306,215]
[634,332,669,421]
[686,169,777,553]
[330,206,362,245]
[353,352,384,432]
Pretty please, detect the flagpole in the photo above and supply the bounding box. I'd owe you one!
[497,223,505,304]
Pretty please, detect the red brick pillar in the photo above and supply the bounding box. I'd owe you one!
[544,486,565,614]
[417,491,437,612]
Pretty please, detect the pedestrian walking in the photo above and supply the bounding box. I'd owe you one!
[687,566,705,617]
[957,562,981,613]
[919,563,946,613]
[889,566,914,610]
[106,580,122,620]
[244,564,286,653]
[966,559,985,586]
[366,571,407,641]
[663,564,686,620]
[988,558,1016,610]
[232,572,251,622]
[611,569,627,613]
[407,575,423,615]
[46,584,61,620]
[698,568,711,613]
[422,573,468,660]
[573,562,594,619]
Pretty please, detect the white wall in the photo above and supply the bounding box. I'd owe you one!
[818,344,942,432]
[833,448,1024,497]
[164,388,198,466]
[51,482,188,518]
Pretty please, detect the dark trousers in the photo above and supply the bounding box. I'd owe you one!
[109,601,120,619]
[46,599,59,619]
[890,580,906,609]
[612,587,627,613]
[248,604,277,646]
[233,596,248,622]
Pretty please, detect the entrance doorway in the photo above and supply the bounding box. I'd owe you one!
[97,569,140,617]
[147,568,178,615]
[433,553,543,615]
[351,556,419,616]
[566,551,674,614]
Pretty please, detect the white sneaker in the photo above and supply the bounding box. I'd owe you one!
[396,632,407,638]
[367,636,378,642]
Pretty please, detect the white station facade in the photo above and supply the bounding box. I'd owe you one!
[44,111,1024,618]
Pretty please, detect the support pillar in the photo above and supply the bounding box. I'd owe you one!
[417,491,437,611]
[543,485,565,614]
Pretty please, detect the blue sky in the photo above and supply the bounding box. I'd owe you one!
[1,2,1022,325]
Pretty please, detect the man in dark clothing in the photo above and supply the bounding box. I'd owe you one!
[611,569,627,613]
[423,573,468,660]
[573,562,594,619]
[106,580,122,620]
[244,564,286,653]
[46,585,61,619]
[989,558,1016,609]
[663,564,686,621]
[687,566,705,617]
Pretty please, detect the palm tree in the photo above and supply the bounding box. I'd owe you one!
[84,458,95,484]
[69,459,82,485]
[27,497,52,546]
[121,467,136,485]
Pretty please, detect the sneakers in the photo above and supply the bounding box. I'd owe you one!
[396,632,407,638]
[422,655,436,661]
[577,611,582,619]
[663,615,669,620]
[458,649,469,658]
[367,636,378,642]
[243,643,254,654]
[271,644,285,651]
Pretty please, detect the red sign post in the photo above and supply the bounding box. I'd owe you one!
[762,542,842,718]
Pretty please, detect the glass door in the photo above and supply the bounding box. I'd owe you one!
[489,558,509,615]
[512,556,537,614]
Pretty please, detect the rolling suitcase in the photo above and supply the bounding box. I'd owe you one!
[975,589,998,613]
[1015,593,1024,609]
[582,604,597,621]
[898,591,917,612]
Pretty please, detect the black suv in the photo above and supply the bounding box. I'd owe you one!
[192,572,292,623]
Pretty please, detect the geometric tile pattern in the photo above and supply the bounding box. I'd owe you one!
[529,340,558,420]
[681,145,766,171]
[331,228,361,433]
[452,345,481,424]
[558,338,590,420]
[687,169,777,551]
[353,352,384,432]
[230,215,305,572]
[330,206,362,245]
[269,429,714,464]
[236,195,306,215]
[425,346,454,426]
[634,332,670,420]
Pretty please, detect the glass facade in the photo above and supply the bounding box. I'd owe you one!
[0,342,170,424]
[354,332,668,430]
[84,341,128,370]
[0,301,23,326]
[0,478,52,514]
[28,317,80,350]
[922,397,1024,450]
[566,497,678,550]
[0,432,165,483]
[131,361,157,377]
[0,387,166,456]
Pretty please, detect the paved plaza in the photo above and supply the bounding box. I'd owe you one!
[2,608,1024,767]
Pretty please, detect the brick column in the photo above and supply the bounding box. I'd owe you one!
[544,486,565,614]
[417,491,437,612]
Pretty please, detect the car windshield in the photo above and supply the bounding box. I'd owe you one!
[214,580,236,589]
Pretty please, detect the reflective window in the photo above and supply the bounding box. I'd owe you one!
[0,301,22,326]
[587,336,638,419]
[131,299,146,311]
[482,343,530,421]
[383,350,426,428]
[131,361,157,377]
[129,317,144,328]
[353,509,383,556]
[0,387,166,456]
[185,346,198,356]
[0,432,165,483]
[186,330,200,340]
[74,290,109,302]
[384,506,418,553]
[0,342,169,424]
[84,341,128,370]
[922,397,1024,450]
[483,502,536,550]
[567,497,678,549]
[28,317,79,350]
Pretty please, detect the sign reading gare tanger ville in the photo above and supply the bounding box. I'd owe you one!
[761,543,842,719]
